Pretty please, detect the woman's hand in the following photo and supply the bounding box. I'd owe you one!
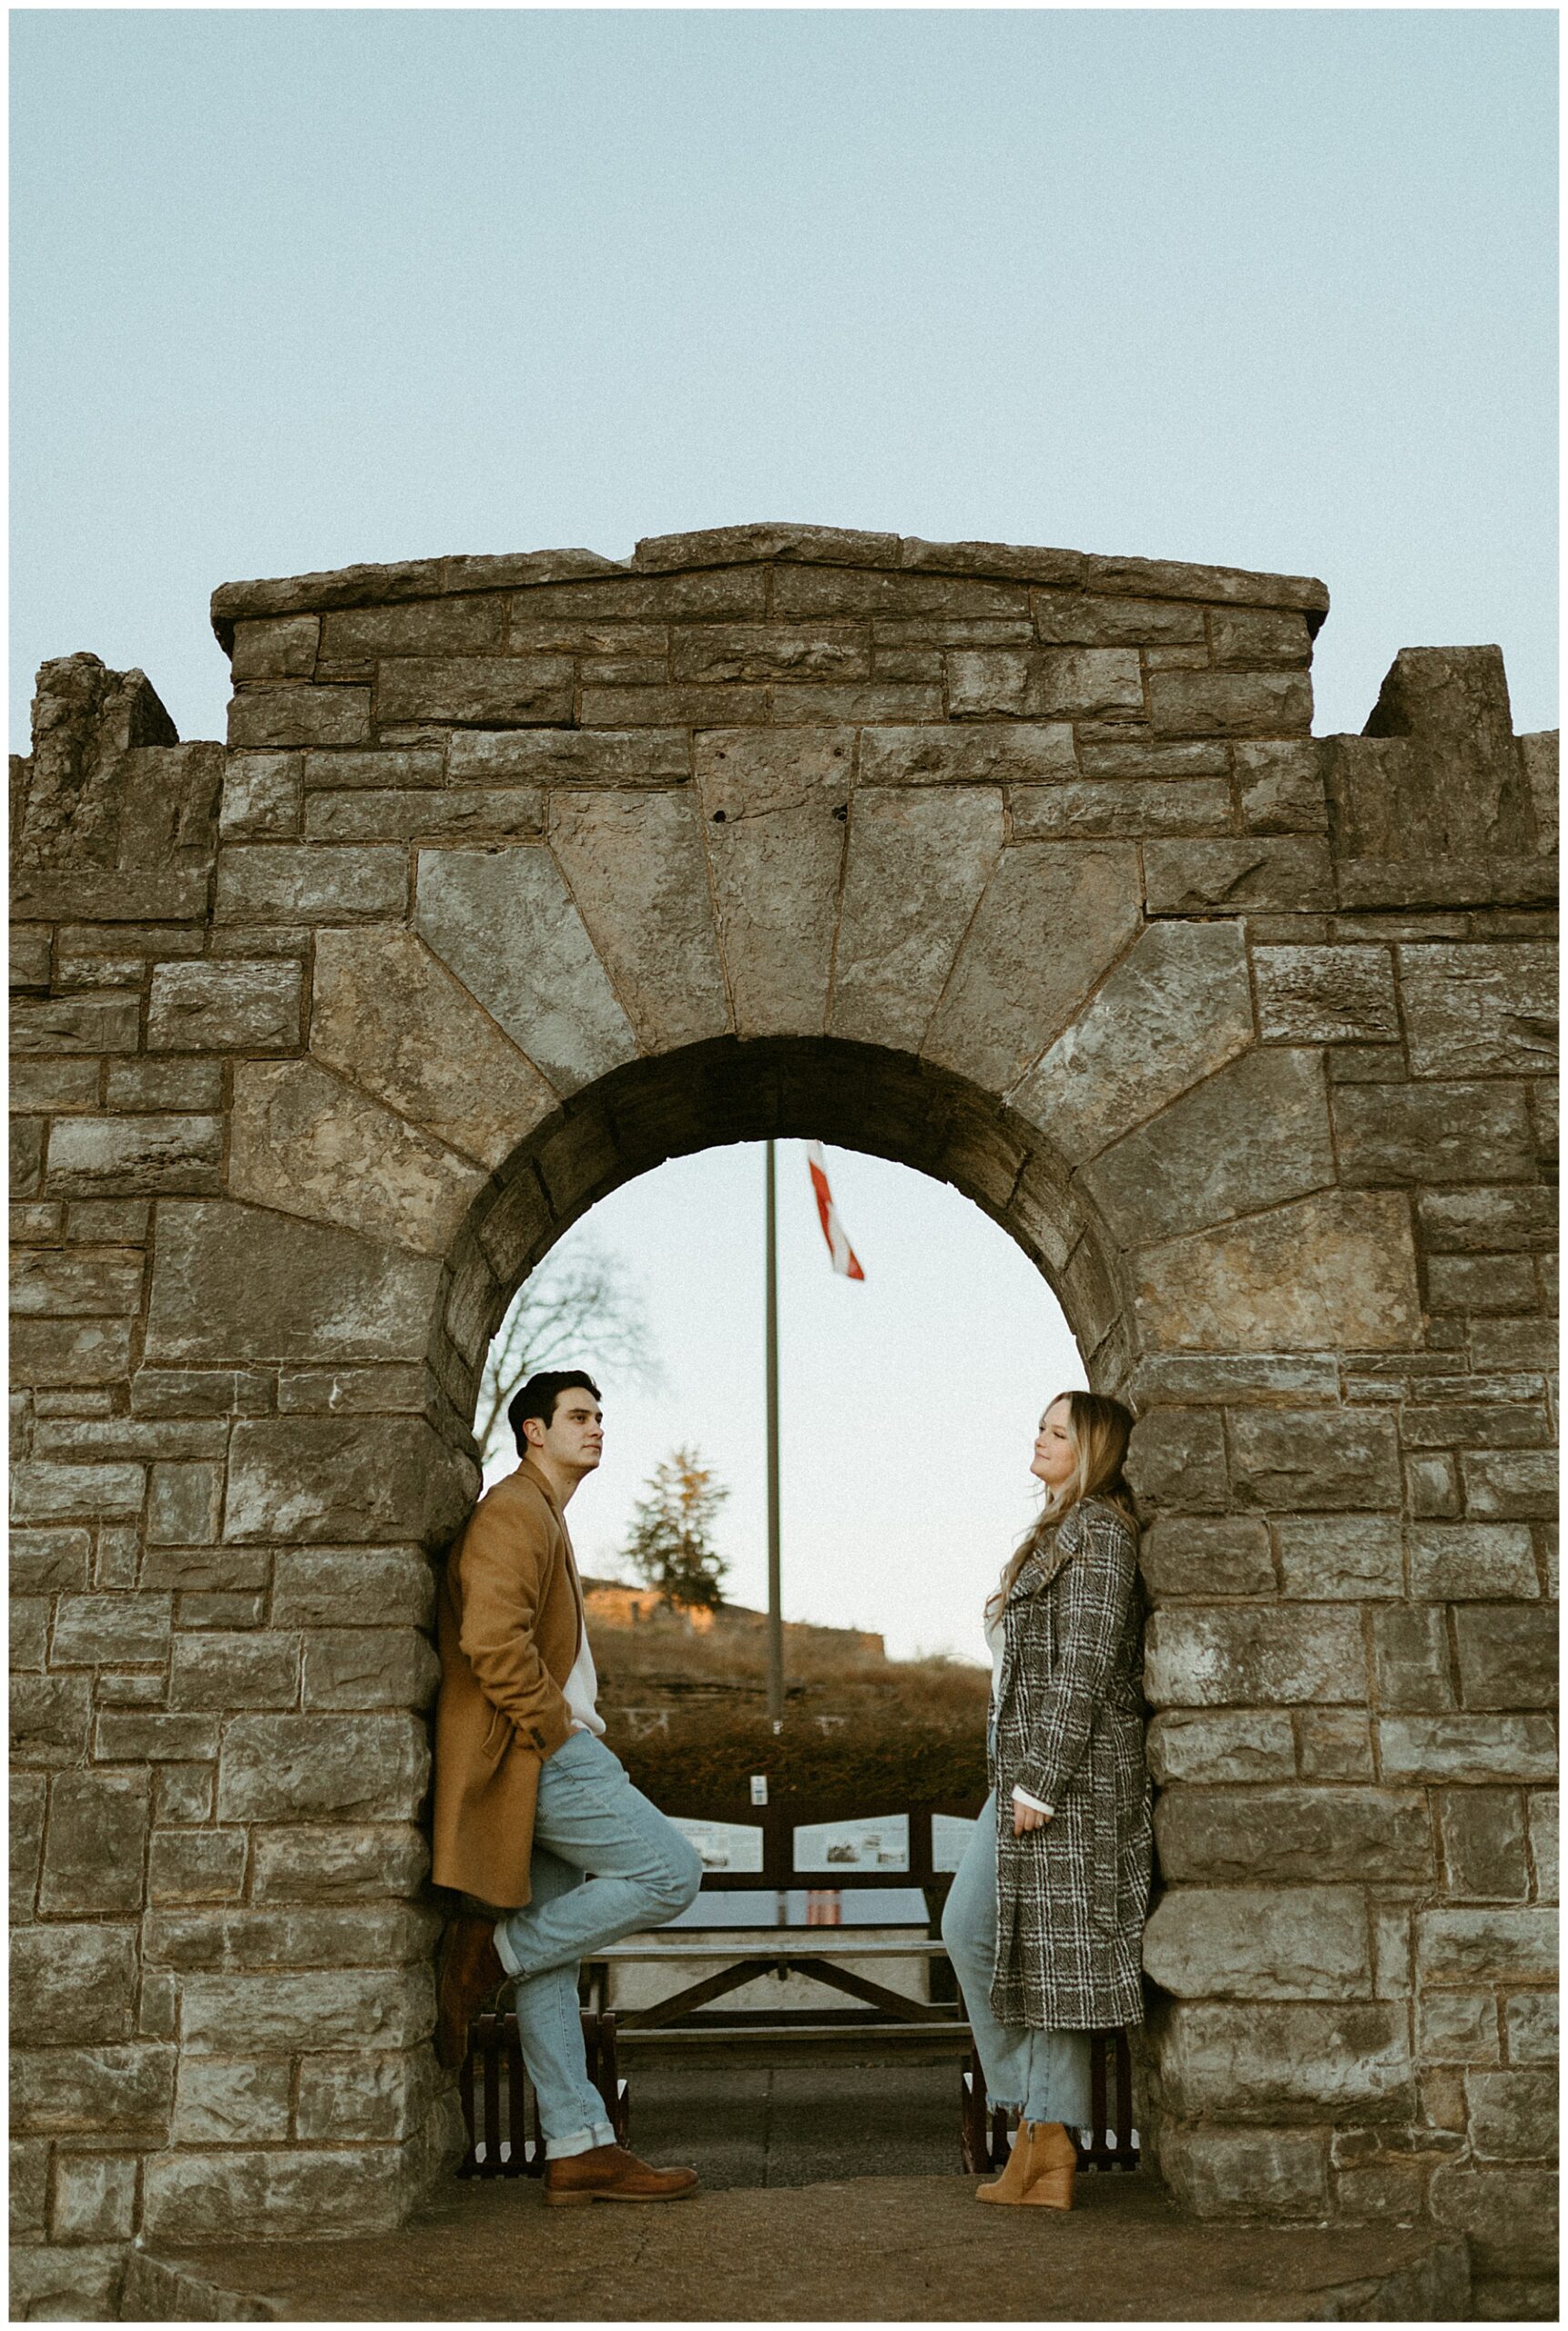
[1013,1798,1051,1837]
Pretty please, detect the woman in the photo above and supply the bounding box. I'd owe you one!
[941,1388,1151,2210]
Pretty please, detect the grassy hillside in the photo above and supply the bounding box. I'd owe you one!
[589,1596,992,1811]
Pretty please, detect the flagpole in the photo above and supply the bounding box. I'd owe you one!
[764,1140,784,1728]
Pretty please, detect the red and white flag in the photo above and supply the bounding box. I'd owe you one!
[806,1142,866,1280]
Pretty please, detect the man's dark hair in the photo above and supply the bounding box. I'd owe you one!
[508,1370,602,1459]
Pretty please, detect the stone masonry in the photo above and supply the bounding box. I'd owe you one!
[9,524,1558,2319]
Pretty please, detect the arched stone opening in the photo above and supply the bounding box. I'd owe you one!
[9,525,1556,2316]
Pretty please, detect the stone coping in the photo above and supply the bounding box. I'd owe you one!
[209,524,1330,648]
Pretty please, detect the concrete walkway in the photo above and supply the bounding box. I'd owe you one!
[129,2173,1469,2323]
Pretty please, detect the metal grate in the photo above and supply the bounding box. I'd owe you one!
[457,2010,627,2179]
[961,2030,1139,2175]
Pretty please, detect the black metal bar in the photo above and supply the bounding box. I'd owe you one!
[779,1956,954,2023]
[457,2044,478,2177]
[616,1960,774,2029]
[480,2012,503,2171]
[504,2014,528,2177]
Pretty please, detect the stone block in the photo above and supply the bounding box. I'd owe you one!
[1528,1790,1556,1899]
[49,1589,169,1664]
[230,616,321,678]
[250,1823,430,1902]
[295,2049,431,2142]
[148,1827,249,1904]
[1276,1516,1403,1598]
[303,747,445,788]
[215,842,407,923]
[8,2245,127,2318]
[321,595,507,659]
[1424,1255,1538,1314]
[1431,2162,1558,2278]
[1418,1990,1501,2063]
[1011,920,1254,1166]
[1124,1407,1228,1513]
[270,1546,436,1628]
[11,1592,46,1670]
[1439,1789,1530,1899]
[301,1627,440,1711]
[1471,2066,1559,2163]
[220,749,303,839]
[1155,1786,1432,1885]
[11,2135,48,2237]
[1397,943,1557,1077]
[1227,1404,1401,1512]
[10,1117,43,1201]
[446,727,688,785]
[10,1674,92,1766]
[1471,1318,1558,1371]
[1138,1516,1273,1596]
[1382,1717,1557,1786]
[229,1057,484,1257]
[1144,1885,1373,1998]
[147,1199,440,1368]
[1335,1081,1535,1185]
[1143,837,1334,912]
[229,686,370,749]
[10,1248,144,1318]
[1008,775,1233,838]
[1410,1522,1538,1600]
[1420,1193,1558,1263]
[548,790,731,1054]
[1032,590,1204,646]
[1505,1992,1558,2061]
[171,2054,292,2144]
[1453,1605,1557,1710]
[13,1769,46,1908]
[373,657,571,727]
[311,926,555,1169]
[1254,945,1399,1043]
[303,785,544,841]
[10,992,141,1053]
[1159,2127,1328,2219]
[11,1923,137,2043]
[579,680,771,726]
[40,1770,150,1914]
[170,1632,300,1710]
[1233,741,1329,834]
[140,2137,421,2243]
[1148,668,1313,737]
[146,1459,222,1544]
[10,1527,90,1592]
[829,788,1004,1053]
[225,1419,473,1547]
[667,622,865,684]
[773,565,1027,621]
[1362,645,1534,844]
[50,2149,139,2242]
[685,728,852,1040]
[1135,1189,1421,1354]
[414,843,635,1091]
[1160,2001,1411,2121]
[45,1115,224,1196]
[1208,608,1313,667]
[1084,1048,1335,1247]
[10,1317,136,1389]
[1293,1711,1367,1784]
[858,722,1074,787]
[1144,1710,1297,1784]
[1144,1606,1365,1707]
[10,1060,102,1111]
[106,1056,224,1110]
[216,1713,429,1822]
[148,961,303,1051]
[144,1899,433,1972]
[10,2041,175,2137]
[178,1965,433,2052]
[155,1764,216,1824]
[1461,1449,1557,1522]
[1369,1603,1455,1712]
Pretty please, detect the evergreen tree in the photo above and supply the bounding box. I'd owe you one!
[624,1446,732,1613]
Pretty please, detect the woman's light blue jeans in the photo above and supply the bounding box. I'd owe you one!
[941,1788,1093,2128]
[493,1728,703,2158]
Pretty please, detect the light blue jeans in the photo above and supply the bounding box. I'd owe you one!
[941,1787,1093,2128]
[493,1728,703,2158]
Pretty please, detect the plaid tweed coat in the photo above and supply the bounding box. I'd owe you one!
[988,1494,1151,2031]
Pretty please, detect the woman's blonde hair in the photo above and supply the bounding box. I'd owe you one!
[991,1389,1139,1612]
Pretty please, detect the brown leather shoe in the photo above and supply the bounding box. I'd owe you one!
[543,2143,699,2207]
[434,1914,507,2069]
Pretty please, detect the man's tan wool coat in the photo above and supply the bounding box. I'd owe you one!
[432,1459,585,1909]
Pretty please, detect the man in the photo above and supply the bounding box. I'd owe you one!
[433,1369,704,2204]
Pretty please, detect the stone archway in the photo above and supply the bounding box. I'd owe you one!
[10,524,1557,2318]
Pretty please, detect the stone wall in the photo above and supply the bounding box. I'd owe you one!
[9,524,1558,2318]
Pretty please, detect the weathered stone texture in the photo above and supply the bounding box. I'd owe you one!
[9,532,1557,2267]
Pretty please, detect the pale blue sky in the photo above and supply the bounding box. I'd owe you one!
[11,11,1557,1655]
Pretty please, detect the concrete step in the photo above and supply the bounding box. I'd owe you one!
[128,2173,1469,2323]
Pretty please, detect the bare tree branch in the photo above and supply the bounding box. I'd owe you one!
[477,1241,663,1471]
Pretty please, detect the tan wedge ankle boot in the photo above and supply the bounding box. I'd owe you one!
[974,2118,1031,2204]
[1016,2118,1078,2209]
